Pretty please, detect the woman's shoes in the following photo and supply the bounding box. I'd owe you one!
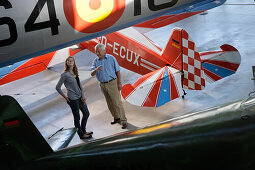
[80,134,92,139]
[79,131,93,139]
[86,131,93,135]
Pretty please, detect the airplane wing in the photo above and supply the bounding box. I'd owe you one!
[121,66,183,107]
[0,45,82,85]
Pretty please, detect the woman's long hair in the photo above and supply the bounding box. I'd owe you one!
[65,56,79,76]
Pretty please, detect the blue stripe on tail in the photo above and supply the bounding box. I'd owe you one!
[202,63,235,78]
[157,68,171,107]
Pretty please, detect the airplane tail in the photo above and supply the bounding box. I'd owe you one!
[181,29,205,90]
[200,44,241,83]
[161,28,182,70]
[0,95,53,169]
[161,28,205,90]
[161,28,241,89]
[121,28,240,107]
[121,28,209,107]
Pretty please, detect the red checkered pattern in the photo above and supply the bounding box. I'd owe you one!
[182,30,205,90]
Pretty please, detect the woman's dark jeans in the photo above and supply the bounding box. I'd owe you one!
[68,98,90,137]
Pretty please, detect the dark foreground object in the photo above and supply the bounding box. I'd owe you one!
[1,94,255,170]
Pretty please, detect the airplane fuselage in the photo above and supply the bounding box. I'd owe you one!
[82,32,168,75]
[0,0,215,67]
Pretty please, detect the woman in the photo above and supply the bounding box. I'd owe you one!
[56,56,93,139]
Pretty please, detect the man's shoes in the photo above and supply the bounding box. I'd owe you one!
[80,134,92,139]
[121,123,128,129]
[86,131,93,135]
[111,118,120,125]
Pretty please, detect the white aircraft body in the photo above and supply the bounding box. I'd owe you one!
[0,0,225,67]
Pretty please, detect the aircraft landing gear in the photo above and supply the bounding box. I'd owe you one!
[182,89,187,99]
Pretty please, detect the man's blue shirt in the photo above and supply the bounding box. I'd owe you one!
[91,54,120,82]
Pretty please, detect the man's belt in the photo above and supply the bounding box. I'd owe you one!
[101,78,116,84]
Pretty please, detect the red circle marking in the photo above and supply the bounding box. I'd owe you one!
[64,0,126,33]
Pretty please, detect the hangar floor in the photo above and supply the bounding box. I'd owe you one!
[1,0,255,147]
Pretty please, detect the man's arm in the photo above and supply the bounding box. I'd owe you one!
[116,71,122,91]
[91,65,103,76]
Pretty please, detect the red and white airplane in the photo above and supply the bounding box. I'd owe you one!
[0,0,226,85]
[80,27,241,107]
[0,0,226,68]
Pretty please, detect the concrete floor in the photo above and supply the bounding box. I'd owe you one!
[1,0,255,148]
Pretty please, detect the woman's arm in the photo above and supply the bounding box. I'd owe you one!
[56,74,70,102]
[79,78,86,103]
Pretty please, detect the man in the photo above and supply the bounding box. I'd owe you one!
[90,43,128,129]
